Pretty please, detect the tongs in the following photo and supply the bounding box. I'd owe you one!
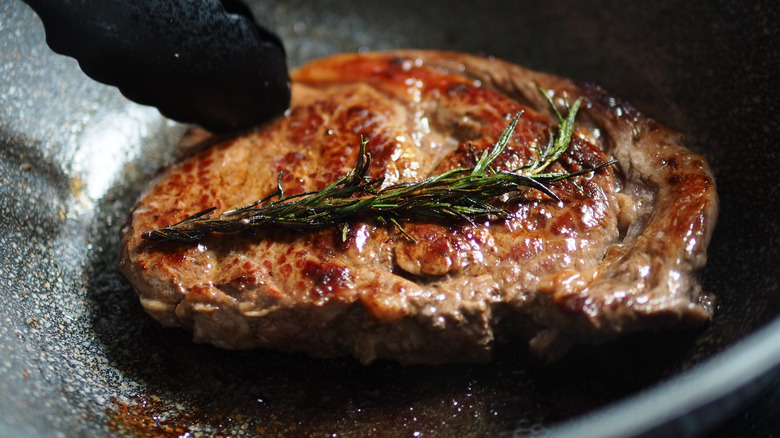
[22,0,290,133]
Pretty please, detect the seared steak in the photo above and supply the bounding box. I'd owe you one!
[118,51,718,364]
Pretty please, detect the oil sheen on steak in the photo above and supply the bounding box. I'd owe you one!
[118,51,718,364]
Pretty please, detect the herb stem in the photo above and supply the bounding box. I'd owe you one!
[142,92,615,243]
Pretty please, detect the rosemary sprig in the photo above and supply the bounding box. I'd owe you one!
[142,93,616,243]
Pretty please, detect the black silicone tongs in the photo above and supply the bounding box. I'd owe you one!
[22,0,291,133]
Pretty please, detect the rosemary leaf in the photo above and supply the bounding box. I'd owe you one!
[142,91,615,243]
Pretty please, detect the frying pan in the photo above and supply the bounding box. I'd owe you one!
[1,0,778,436]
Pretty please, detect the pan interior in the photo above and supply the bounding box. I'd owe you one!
[1,1,778,437]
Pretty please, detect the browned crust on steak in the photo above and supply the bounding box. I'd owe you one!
[118,51,718,364]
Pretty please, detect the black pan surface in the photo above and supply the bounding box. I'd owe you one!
[1,1,779,436]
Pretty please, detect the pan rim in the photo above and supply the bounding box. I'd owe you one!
[546,316,780,438]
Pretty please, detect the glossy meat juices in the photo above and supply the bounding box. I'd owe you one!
[119,51,717,364]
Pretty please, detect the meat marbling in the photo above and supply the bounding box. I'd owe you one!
[118,51,718,364]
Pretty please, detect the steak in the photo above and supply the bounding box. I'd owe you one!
[118,51,718,364]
